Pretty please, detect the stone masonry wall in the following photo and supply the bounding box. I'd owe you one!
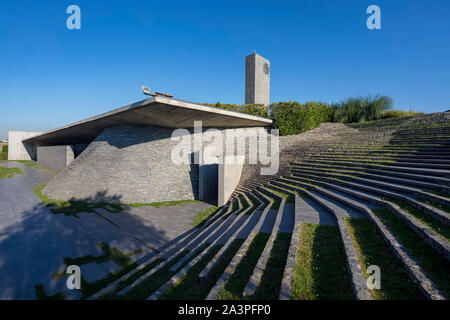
[42,125,265,204]
[37,145,75,173]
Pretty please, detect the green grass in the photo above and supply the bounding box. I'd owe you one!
[32,183,123,218]
[387,199,450,241]
[245,193,260,215]
[251,232,291,300]
[344,217,422,300]
[292,223,353,300]
[217,233,270,300]
[427,190,450,200]
[33,183,199,218]
[191,206,219,227]
[259,189,281,211]
[374,208,450,298]
[160,240,244,300]
[0,166,23,178]
[232,199,238,212]
[416,195,450,213]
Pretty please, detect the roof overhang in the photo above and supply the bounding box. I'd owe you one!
[24,96,273,146]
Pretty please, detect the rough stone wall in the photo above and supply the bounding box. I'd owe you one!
[42,125,263,204]
[7,131,42,160]
[37,145,75,173]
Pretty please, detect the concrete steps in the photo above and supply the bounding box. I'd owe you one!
[147,191,269,300]
[300,158,450,173]
[272,178,446,300]
[292,163,450,186]
[289,171,450,227]
[279,175,450,261]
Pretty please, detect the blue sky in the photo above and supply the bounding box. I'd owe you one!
[1,0,449,138]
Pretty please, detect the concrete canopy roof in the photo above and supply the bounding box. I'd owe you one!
[24,96,273,146]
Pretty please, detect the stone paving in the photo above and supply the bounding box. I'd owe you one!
[0,161,213,299]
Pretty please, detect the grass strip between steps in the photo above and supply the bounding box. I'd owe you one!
[386,199,450,241]
[292,223,353,300]
[344,217,423,300]
[251,232,291,300]
[217,233,270,300]
[160,240,243,300]
[99,258,165,299]
[416,195,450,213]
[191,206,219,227]
[105,250,191,300]
[374,208,450,298]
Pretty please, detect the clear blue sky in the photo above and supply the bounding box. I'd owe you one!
[1,0,449,138]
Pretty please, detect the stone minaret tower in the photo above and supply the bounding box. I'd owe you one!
[245,53,270,105]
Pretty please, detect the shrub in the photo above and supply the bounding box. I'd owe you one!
[381,110,423,119]
[270,101,334,136]
[0,152,7,160]
[333,95,393,123]
[2,145,7,153]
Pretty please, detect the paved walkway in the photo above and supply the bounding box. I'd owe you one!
[0,161,213,299]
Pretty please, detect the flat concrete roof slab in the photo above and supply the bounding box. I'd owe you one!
[24,97,272,145]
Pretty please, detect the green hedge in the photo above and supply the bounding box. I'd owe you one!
[0,152,7,160]
[270,101,334,136]
[2,145,7,153]
[208,95,418,136]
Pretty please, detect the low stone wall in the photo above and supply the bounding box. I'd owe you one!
[7,131,42,160]
[37,145,75,173]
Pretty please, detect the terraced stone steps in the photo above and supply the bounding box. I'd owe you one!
[291,166,450,208]
[87,204,234,299]
[292,161,450,178]
[147,190,269,300]
[278,175,450,262]
[293,166,449,192]
[288,171,450,227]
[204,189,278,300]
[291,163,450,186]
[242,187,288,297]
[266,180,372,299]
[309,155,450,165]
[270,178,447,300]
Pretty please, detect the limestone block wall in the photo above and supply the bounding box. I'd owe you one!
[8,131,42,160]
[42,125,265,204]
[37,145,75,173]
